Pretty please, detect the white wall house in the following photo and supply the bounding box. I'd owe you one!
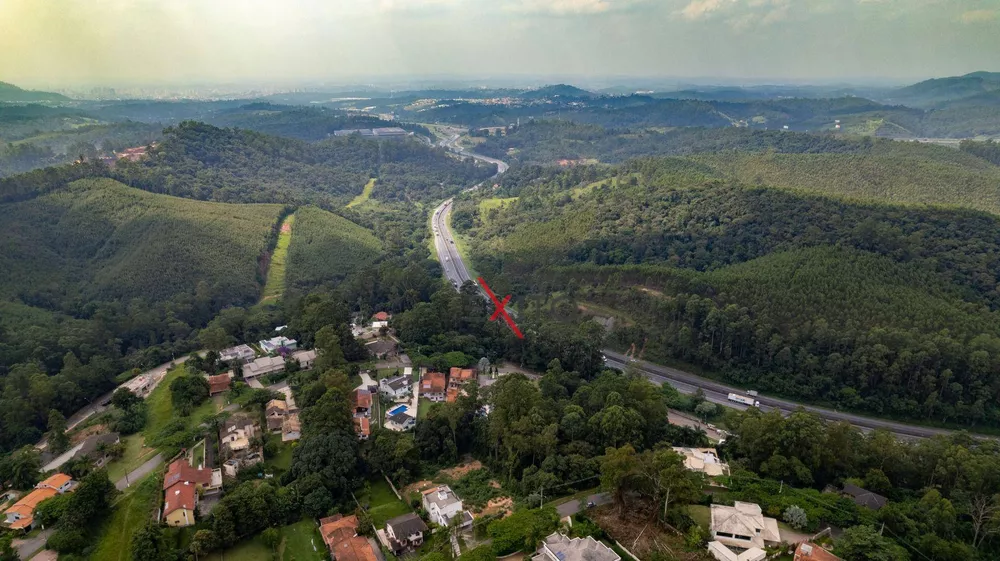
[422,485,472,528]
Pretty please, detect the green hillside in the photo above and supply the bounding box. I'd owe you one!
[285,205,384,292]
[0,177,282,304]
[0,81,70,102]
[459,158,1000,425]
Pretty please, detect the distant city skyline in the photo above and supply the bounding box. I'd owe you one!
[2,0,998,89]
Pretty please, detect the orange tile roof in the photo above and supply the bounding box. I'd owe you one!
[163,459,212,490]
[319,514,378,561]
[421,372,446,393]
[163,482,197,516]
[446,388,460,403]
[353,389,372,410]
[208,374,231,394]
[354,417,371,437]
[795,543,842,561]
[37,473,72,490]
[373,311,390,321]
[4,487,58,529]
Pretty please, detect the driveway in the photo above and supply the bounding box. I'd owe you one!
[13,528,52,560]
[357,372,376,389]
[246,377,264,389]
[115,453,164,490]
[556,493,611,517]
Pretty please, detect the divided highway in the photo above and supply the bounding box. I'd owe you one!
[429,132,978,441]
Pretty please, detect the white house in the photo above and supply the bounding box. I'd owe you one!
[385,411,416,431]
[259,336,297,354]
[673,447,730,477]
[244,356,285,379]
[290,349,317,370]
[380,375,411,399]
[219,344,256,364]
[422,485,473,528]
[532,533,620,561]
[709,502,780,558]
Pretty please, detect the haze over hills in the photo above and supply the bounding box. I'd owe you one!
[0,80,69,102]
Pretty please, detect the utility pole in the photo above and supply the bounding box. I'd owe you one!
[779,480,783,494]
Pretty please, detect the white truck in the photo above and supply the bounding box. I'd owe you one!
[746,390,759,397]
[728,393,760,407]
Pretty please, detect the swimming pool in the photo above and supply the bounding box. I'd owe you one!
[387,404,409,416]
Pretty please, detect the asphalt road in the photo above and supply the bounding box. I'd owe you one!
[115,452,164,490]
[603,350,970,440]
[428,132,982,442]
[13,528,52,560]
[556,493,612,517]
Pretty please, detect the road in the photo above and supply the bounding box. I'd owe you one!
[603,351,968,440]
[556,493,611,518]
[13,528,52,560]
[115,452,164,490]
[428,131,981,442]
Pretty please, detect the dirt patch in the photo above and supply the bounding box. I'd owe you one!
[589,504,706,560]
[280,222,292,234]
[440,460,483,479]
[70,424,109,444]
[479,496,514,518]
[637,286,667,298]
[489,480,502,489]
[401,480,435,497]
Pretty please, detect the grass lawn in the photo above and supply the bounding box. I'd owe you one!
[417,398,436,420]
[359,478,412,527]
[478,197,518,224]
[204,535,272,561]
[190,439,206,469]
[347,178,377,208]
[687,505,711,531]
[204,519,326,561]
[105,433,158,483]
[265,434,295,473]
[261,213,295,303]
[88,474,160,561]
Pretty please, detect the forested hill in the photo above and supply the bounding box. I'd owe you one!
[456,159,1000,426]
[112,121,495,205]
[0,81,70,102]
[206,103,431,141]
[0,177,286,450]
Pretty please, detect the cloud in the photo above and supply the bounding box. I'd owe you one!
[679,0,734,20]
[959,9,998,23]
[501,0,651,14]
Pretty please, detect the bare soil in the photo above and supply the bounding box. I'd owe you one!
[71,424,109,444]
[440,459,483,479]
[480,496,514,518]
[589,504,712,561]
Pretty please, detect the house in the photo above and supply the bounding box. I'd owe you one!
[354,417,371,440]
[72,432,121,468]
[448,367,475,390]
[220,416,261,472]
[36,473,75,494]
[383,513,428,554]
[380,375,411,399]
[260,336,297,354]
[673,447,730,477]
[841,483,888,511]
[219,344,256,364]
[794,543,842,561]
[420,372,447,402]
[385,411,416,431]
[353,389,372,417]
[320,514,378,561]
[163,458,221,495]
[446,388,461,403]
[709,502,780,554]
[422,485,473,528]
[266,399,289,432]
[532,532,621,561]
[282,414,302,442]
[290,349,317,370]
[207,372,232,396]
[223,452,263,477]
[707,542,766,561]
[3,473,76,530]
[163,482,198,527]
[244,356,286,379]
[371,311,391,329]
[366,339,397,358]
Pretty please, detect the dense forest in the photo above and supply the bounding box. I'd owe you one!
[455,158,1000,426]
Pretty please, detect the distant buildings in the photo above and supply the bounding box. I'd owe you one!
[260,336,297,354]
[333,127,409,138]
[244,356,286,379]
[220,415,263,476]
[207,372,233,396]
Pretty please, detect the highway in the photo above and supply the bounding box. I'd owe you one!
[428,131,981,441]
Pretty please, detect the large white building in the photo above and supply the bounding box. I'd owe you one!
[707,502,779,561]
[421,485,473,528]
[532,533,620,561]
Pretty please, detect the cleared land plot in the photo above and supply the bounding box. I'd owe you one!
[104,433,157,483]
[347,178,377,208]
[261,213,295,302]
[358,478,411,527]
[87,474,160,561]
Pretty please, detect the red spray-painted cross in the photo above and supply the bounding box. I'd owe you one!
[477,276,524,339]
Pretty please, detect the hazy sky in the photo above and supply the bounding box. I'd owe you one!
[2,0,998,88]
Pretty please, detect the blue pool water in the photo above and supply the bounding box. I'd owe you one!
[388,404,409,416]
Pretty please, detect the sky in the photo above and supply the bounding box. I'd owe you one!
[1,0,999,88]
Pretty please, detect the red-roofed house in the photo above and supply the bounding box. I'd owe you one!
[353,389,372,417]
[372,312,391,322]
[446,388,461,403]
[207,372,232,396]
[163,458,213,491]
[447,367,475,390]
[794,543,842,561]
[320,514,378,561]
[354,417,371,440]
[420,372,446,402]
[37,473,75,494]
[164,482,198,527]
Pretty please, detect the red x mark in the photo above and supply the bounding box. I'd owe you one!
[478,276,524,339]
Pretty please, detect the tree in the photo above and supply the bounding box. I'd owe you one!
[783,505,808,530]
[0,446,41,489]
[191,529,218,561]
[47,409,70,454]
[835,525,910,561]
[640,447,703,520]
[0,533,16,561]
[967,494,1000,549]
[199,326,232,352]
[694,401,718,421]
[261,527,281,554]
[131,520,170,561]
[600,444,639,516]
[170,373,210,415]
[62,468,117,526]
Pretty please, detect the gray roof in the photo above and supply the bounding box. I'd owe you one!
[842,483,888,510]
[383,375,409,391]
[541,533,620,561]
[386,512,427,536]
[388,412,415,425]
[424,485,462,510]
[222,415,255,433]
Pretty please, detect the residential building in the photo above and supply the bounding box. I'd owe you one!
[707,542,766,561]
[220,415,258,458]
[164,482,198,527]
[163,458,221,495]
[385,411,416,431]
[282,414,302,442]
[244,355,286,379]
[420,372,446,402]
[673,447,730,477]
[207,372,232,396]
[383,513,427,554]
[448,367,475,390]
[266,399,289,432]
[794,543,842,561]
[372,311,391,329]
[709,502,780,552]
[446,388,461,403]
[353,389,372,417]
[320,514,378,561]
[72,432,120,468]
[380,375,411,399]
[3,473,75,530]
[260,336,297,354]
[841,484,888,511]
[223,452,262,477]
[366,339,397,358]
[219,344,256,364]
[290,349,317,370]
[532,532,621,561]
[422,485,473,528]
[354,416,371,440]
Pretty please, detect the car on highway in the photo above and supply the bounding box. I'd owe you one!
[450,240,454,244]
